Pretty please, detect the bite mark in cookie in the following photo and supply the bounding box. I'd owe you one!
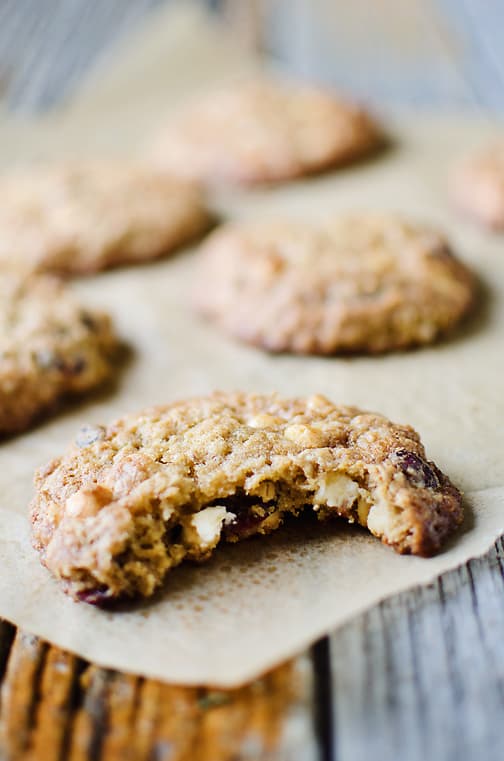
[0,271,119,435]
[194,214,477,354]
[30,393,463,604]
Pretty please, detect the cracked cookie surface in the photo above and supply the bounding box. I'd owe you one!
[0,271,119,435]
[31,392,463,604]
[453,143,504,230]
[148,79,381,186]
[194,214,476,354]
[0,162,210,274]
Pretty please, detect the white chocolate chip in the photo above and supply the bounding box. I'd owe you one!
[366,500,392,537]
[357,497,371,525]
[306,394,330,411]
[65,488,110,518]
[191,506,228,547]
[248,414,282,429]
[284,424,323,447]
[315,472,360,509]
[161,504,175,522]
[223,511,237,525]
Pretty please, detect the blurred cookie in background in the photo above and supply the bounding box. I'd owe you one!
[148,79,382,186]
[0,270,120,435]
[453,144,504,231]
[0,162,211,275]
[194,214,476,354]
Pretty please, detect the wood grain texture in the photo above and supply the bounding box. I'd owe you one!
[0,2,504,760]
[0,0,167,112]
[3,0,504,113]
[0,626,317,761]
[329,538,504,761]
[264,0,504,113]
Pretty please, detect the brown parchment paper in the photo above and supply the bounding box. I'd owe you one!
[0,3,503,687]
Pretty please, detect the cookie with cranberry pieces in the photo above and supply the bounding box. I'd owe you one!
[31,392,463,604]
[0,271,119,435]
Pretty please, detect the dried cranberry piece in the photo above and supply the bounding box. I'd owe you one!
[223,509,264,538]
[57,356,87,375]
[391,449,440,490]
[69,356,87,375]
[209,494,268,538]
[35,350,86,375]
[76,586,113,607]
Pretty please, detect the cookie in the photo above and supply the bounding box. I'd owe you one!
[194,214,476,354]
[453,144,504,230]
[148,79,381,186]
[0,271,119,435]
[31,392,463,604]
[0,162,211,274]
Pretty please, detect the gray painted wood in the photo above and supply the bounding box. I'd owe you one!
[3,0,504,113]
[0,0,168,112]
[266,0,504,113]
[0,2,503,760]
[276,655,320,761]
[329,540,504,761]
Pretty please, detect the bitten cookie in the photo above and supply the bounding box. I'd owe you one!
[453,144,504,230]
[194,214,476,354]
[0,271,119,435]
[0,162,210,274]
[31,392,463,604]
[148,79,381,186]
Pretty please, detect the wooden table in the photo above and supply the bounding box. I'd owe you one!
[1,3,504,759]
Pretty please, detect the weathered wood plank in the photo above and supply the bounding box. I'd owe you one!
[98,672,140,761]
[265,0,494,110]
[3,0,504,112]
[29,648,82,761]
[328,539,504,761]
[0,630,318,761]
[67,666,113,761]
[0,632,48,759]
[0,0,167,111]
